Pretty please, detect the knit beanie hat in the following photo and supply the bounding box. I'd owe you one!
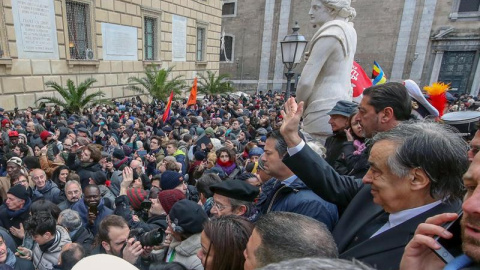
[194,151,206,161]
[112,148,125,160]
[126,188,148,211]
[160,171,183,190]
[8,184,29,201]
[204,127,215,137]
[40,130,52,142]
[169,199,208,234]
[91,171,107,185]
[8,131,18,138]
[158,189,185,215]
[1,119,9,127]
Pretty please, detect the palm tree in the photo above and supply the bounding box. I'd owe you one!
[197,71,234,95]
[36,78,110,115]
[125,65,186,101]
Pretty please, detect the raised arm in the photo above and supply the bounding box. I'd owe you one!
[280,98,363,209]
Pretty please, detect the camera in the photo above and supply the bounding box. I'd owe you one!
[129,228,165,247]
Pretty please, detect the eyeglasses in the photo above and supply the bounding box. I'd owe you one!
[212,201,230,211]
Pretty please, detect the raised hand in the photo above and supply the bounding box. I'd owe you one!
[280,97,304,147]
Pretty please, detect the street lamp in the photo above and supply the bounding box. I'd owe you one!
[280,21,308,100]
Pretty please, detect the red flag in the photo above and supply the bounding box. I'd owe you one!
[351,61,372,100]
[187,78,198,106]
[162,91,174,123]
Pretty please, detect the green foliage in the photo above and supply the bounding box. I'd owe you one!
[37,78,110,115]
[125,65,186,101]
[197,71,233,95]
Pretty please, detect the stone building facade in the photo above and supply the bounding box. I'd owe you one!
[220,0,480,96]
[0,0,222,110]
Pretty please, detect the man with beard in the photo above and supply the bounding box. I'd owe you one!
[92,215,145,268]
[58,180,82,211]
[400,151,480,269]
[67,144,103,189]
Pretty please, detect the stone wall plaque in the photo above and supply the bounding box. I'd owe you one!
[102,23,138,61]
[172,15,187,62]
[12,0,59,59]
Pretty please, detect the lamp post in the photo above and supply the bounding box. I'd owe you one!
[280,21,308,100]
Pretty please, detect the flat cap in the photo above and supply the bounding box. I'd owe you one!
[210,179,259,202]
[327,100,357,117]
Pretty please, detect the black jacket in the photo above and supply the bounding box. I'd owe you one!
[0,202,31,246]
[324,132,348,166]
[71,227,94,253]
[66,153,103,189]
[283,144,462,270]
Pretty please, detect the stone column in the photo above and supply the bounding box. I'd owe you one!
[257,0,276,93]
[429,51,444,85]
[272,0,292,92]
[390,0,416,81]
[409,0,438,81]
[470,55,480,96]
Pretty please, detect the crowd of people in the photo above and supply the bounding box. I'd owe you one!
[0,82,478,270]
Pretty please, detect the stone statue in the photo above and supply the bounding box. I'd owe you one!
[296,0,357,142]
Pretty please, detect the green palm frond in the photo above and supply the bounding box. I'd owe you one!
[126,64,186,102]
[38,78,109,115]
[198,71,233,95]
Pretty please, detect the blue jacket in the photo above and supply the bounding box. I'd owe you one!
[71,198,113,235]
[33,180,62,204]
[258,177,338,231]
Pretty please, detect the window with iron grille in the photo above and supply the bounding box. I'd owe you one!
[220,35,233,62]
[196,27,205,61]
[66,1,92,60]
[144,17,157,60]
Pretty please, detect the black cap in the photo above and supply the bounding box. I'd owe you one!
[169,200,208,234]
[210,180,259,202]
[327,100,358,117]
[8,185,29,201]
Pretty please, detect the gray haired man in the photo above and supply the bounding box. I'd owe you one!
[58,209,94,251]
[280,97,468,270]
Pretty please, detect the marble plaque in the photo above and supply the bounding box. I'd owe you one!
[172,15,187,62]
[102,23,138,61]
[12,0,59,59]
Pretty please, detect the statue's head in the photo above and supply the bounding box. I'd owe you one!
[309,0,356,27]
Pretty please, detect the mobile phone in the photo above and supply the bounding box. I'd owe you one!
[16,248,25,256]
[137,150,147,157]
[88,204,98,215]
[432,211,463,263]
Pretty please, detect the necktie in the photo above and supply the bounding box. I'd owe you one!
[347,211,390,249]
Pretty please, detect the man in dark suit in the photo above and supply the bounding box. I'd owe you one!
[279,97,468,270]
